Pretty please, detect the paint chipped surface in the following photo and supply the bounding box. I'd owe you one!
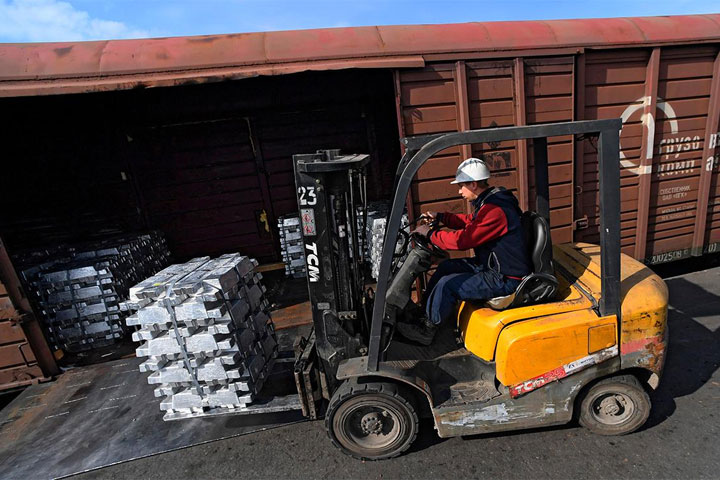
[621,334,666,373]
[619,269,668,375]
[1,15,720,97]
[510,346,618,398]
[440,401,564,428]
[442,403,510,426]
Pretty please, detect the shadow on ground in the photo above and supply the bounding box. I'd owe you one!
[644,276,720,429]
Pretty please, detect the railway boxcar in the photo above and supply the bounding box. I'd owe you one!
[0,14,718,268]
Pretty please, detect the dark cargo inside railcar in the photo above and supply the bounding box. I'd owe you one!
[1,69,400,261]
[0,68,401,371]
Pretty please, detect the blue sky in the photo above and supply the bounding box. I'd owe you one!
[0,0,718,43]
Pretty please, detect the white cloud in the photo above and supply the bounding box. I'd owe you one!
[0,0,149,42]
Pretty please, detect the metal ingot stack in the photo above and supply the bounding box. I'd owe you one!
[18,231,171,352]
[38,264,125,351]
[123,253,278,420]
[277,215,306,278]
[277,204,408,280]
[356,201,384,261]
[368,211,409,280]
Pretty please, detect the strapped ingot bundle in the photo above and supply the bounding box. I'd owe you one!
[123,253,278,419]
[17,231,170,352]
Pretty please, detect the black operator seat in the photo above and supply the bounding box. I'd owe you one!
[486,211,558,311]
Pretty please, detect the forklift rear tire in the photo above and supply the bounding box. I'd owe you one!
[579,374,651,436]
[326,380,419,460]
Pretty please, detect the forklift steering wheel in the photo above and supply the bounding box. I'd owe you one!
[411,232,448,259]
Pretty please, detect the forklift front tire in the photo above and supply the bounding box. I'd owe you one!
[326,380,419,460]
[579,374,651,436]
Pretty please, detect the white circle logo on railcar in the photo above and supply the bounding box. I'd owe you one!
[618,96,680,176]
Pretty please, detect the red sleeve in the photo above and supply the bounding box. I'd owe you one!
[440,211,473,229]
[430,204,508,251]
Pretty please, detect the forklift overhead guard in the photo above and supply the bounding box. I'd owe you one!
[292,119,668,460]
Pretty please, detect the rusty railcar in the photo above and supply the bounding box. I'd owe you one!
[397,43,720,264]
[0,240,58,391]
[0,15,719,268]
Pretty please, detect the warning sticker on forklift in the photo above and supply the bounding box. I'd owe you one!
[510,346,618,398]
[301,208,316,236]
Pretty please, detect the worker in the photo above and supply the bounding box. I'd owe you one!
[396,157,533,345]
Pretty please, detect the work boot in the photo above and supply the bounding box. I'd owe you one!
[396,316,437,346]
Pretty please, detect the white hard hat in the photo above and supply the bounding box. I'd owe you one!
[450,158,491,184]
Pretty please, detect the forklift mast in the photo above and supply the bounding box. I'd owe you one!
[292,150,372,390]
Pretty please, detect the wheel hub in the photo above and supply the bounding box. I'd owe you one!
[360,412,384,435]
[592,392,635,425]
[599,396,623,416]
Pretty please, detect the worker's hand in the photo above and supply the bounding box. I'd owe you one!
[418,211,439,226]
[412,224,432,238]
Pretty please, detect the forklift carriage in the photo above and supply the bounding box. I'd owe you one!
[291,119,669,460]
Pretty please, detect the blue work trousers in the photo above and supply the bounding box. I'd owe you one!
[424,258,521,326]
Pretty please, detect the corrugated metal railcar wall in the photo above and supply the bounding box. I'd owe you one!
[130,118,274,259]
[0,239,56,389]
[0,279,46,390]
[395,45,720,264]
[127,70,397,261]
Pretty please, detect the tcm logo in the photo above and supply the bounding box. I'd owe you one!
[305,243,320,282]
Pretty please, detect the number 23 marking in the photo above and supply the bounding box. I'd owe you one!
[298,186,317,206]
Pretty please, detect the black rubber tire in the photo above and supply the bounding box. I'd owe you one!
[325,380,419,460]
[579,374,651,436]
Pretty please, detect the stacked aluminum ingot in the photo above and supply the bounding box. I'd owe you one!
[37,264,124,351]
[123,253,278,419]
[17,232,170,352]
[357,202,389,260]
[355,203,373,262]
[277,204,408,281]
[366,207,409,280]
[278,215,306,278]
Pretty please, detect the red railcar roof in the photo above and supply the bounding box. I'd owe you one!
[1,14,719,96]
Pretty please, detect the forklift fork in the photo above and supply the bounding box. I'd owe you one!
[293,331,325,419]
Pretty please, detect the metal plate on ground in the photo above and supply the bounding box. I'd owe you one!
[0,357,305,479]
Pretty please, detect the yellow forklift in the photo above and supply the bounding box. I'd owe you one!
[291,118,669,460]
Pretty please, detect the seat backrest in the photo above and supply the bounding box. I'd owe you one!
[521,211,554,275]
[485,211,557,310]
